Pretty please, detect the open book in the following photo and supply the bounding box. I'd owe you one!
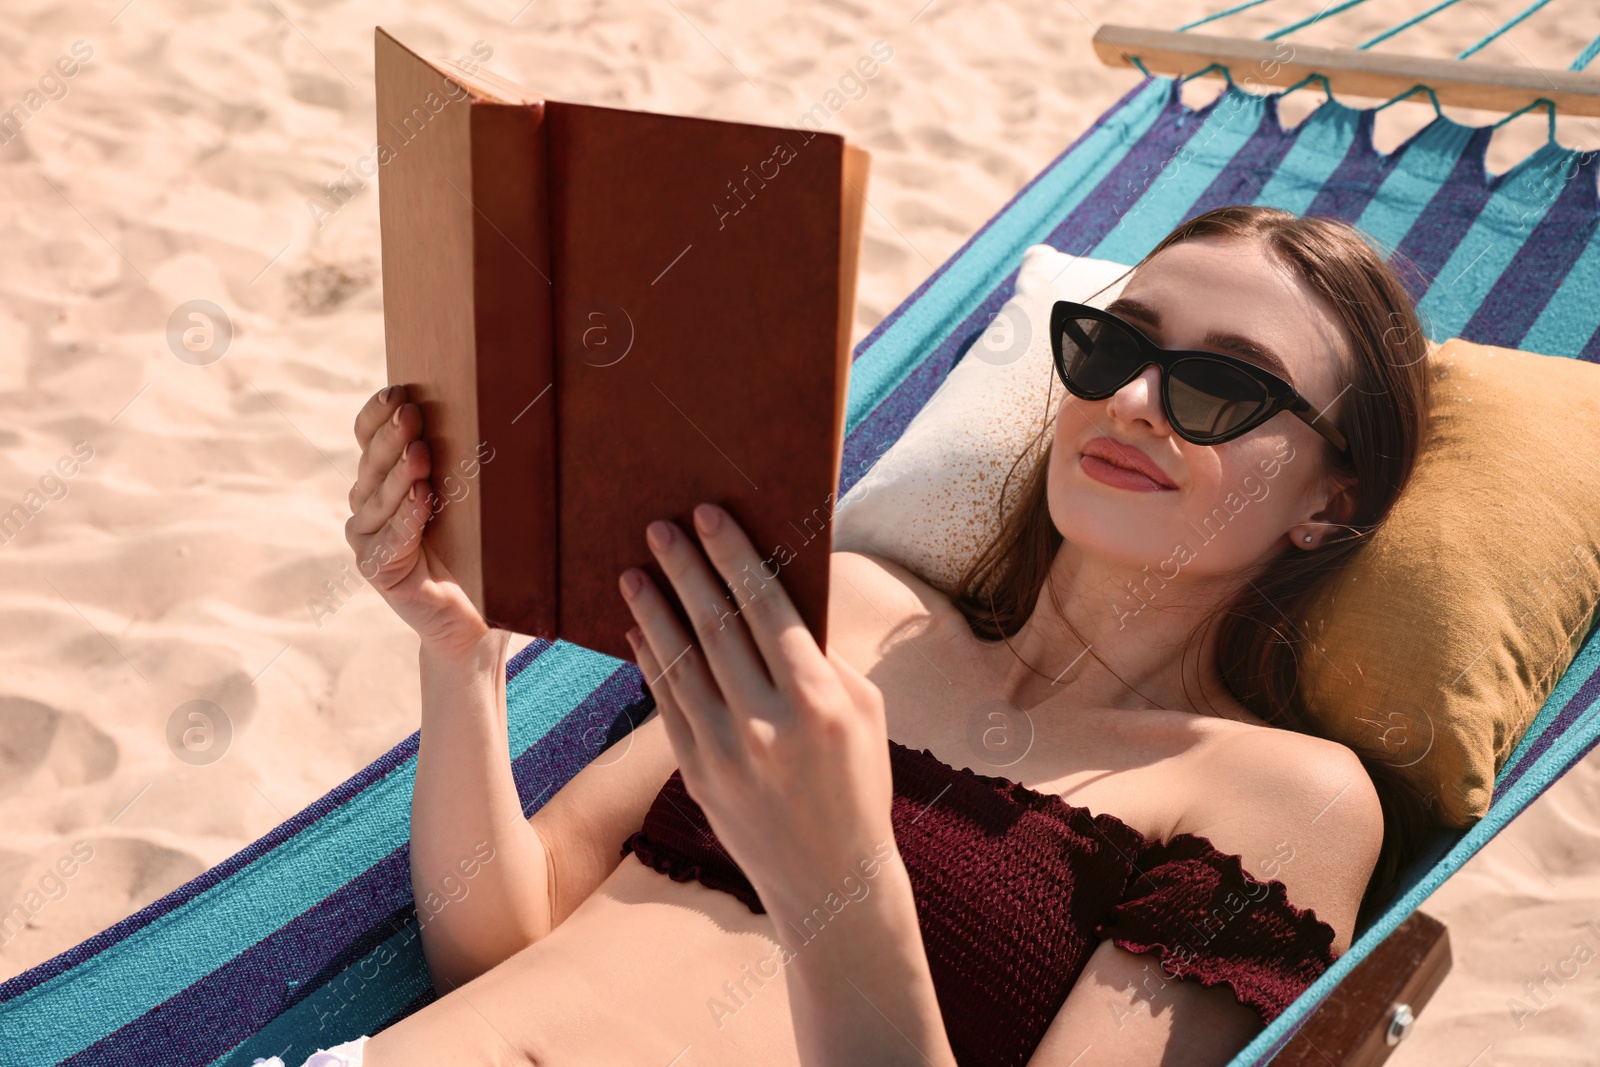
[374,28,869,662]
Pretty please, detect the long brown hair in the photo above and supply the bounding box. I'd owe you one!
[949,205,1435,932]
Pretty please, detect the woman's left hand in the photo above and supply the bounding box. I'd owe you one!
[618,502,897,919]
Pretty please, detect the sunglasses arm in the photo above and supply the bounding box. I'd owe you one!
[1287,396,1350,455]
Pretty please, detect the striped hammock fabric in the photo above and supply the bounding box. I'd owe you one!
[3,73,1598,1067]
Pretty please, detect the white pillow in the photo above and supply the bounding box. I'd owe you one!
[834,246,1134,591]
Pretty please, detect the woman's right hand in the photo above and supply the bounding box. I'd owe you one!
[346,385,489,658]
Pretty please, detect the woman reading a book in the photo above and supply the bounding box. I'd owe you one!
[335,205,1433,1067]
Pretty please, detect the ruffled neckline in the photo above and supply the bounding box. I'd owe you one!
[887,737,1341,954]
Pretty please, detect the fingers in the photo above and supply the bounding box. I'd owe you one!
[627,626,699,776]
[349,388,416,516]
[619,560,742,760]
[345,489,431,587]
[640,518,773,706]
[345,446,436,586]
[685,504,822,698]
[354,384,404,452]
[349,437,432,539]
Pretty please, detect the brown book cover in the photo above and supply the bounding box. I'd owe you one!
[374,28,868,663]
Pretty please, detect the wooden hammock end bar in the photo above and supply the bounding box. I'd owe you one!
[1093,24,1600,118]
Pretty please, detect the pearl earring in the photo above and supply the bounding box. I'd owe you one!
[1303,535,1313,543]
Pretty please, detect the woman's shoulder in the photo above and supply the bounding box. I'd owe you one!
[1175,718,1385,953]
[1196,710,1378,800]
[827,549,967,636]
[829,548,944,597]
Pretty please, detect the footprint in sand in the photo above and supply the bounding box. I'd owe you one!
[0,696,118,798]
[0,835,205,983]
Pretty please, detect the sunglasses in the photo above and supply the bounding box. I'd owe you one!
[1048,300,1350,454]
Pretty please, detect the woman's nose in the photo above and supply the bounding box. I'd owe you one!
[1107,364,1170,434]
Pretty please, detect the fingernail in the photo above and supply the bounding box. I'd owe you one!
[620,569,643,598]
[408,483,417,502]
[647,521,675,551]
[694,503,721,535]
[391,405,402,427]
[626,626,642,649]
[382,385,395,404]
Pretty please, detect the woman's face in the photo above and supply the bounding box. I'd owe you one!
[1047,235,1354,590]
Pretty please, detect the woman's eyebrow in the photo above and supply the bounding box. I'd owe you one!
[1104,296,1297,386]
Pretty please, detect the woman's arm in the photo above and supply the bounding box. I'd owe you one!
[409,627,552,992]
[767,843,961,1067]
[1025,731,1383,1064]
[345,385,676,991]
[616,505,963,1066]
[1029,940,1261,1065]
[344,385,550,991]
[412,627,681,987]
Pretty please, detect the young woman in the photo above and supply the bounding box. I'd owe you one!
[333,205,1434,1067]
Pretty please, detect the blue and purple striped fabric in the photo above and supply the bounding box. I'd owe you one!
[2,72,1597,1067]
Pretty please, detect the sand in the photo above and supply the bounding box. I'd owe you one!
[0,0,1596,1062]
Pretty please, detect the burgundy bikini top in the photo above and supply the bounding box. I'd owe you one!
[621,739,1339,1067]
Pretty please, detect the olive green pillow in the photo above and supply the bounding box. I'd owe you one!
[1300,337,1600,827]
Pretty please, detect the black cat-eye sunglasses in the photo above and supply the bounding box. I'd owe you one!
[1049,300,1350,454]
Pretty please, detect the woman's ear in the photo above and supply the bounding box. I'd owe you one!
[1301,469,1359,548]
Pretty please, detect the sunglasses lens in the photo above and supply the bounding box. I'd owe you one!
[1056,310,1280,443]
[1168,359,1271,440]
[1057,315,1144,395]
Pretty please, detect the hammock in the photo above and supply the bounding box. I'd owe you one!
[4,8,1600,1066]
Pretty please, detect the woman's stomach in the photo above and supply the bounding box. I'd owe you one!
[363,857,806,1067]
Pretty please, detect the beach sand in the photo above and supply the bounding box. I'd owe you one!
[0,0,1596,1062]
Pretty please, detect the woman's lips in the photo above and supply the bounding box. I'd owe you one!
[1078,437,1177,492]
[1080,454,1172,492]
